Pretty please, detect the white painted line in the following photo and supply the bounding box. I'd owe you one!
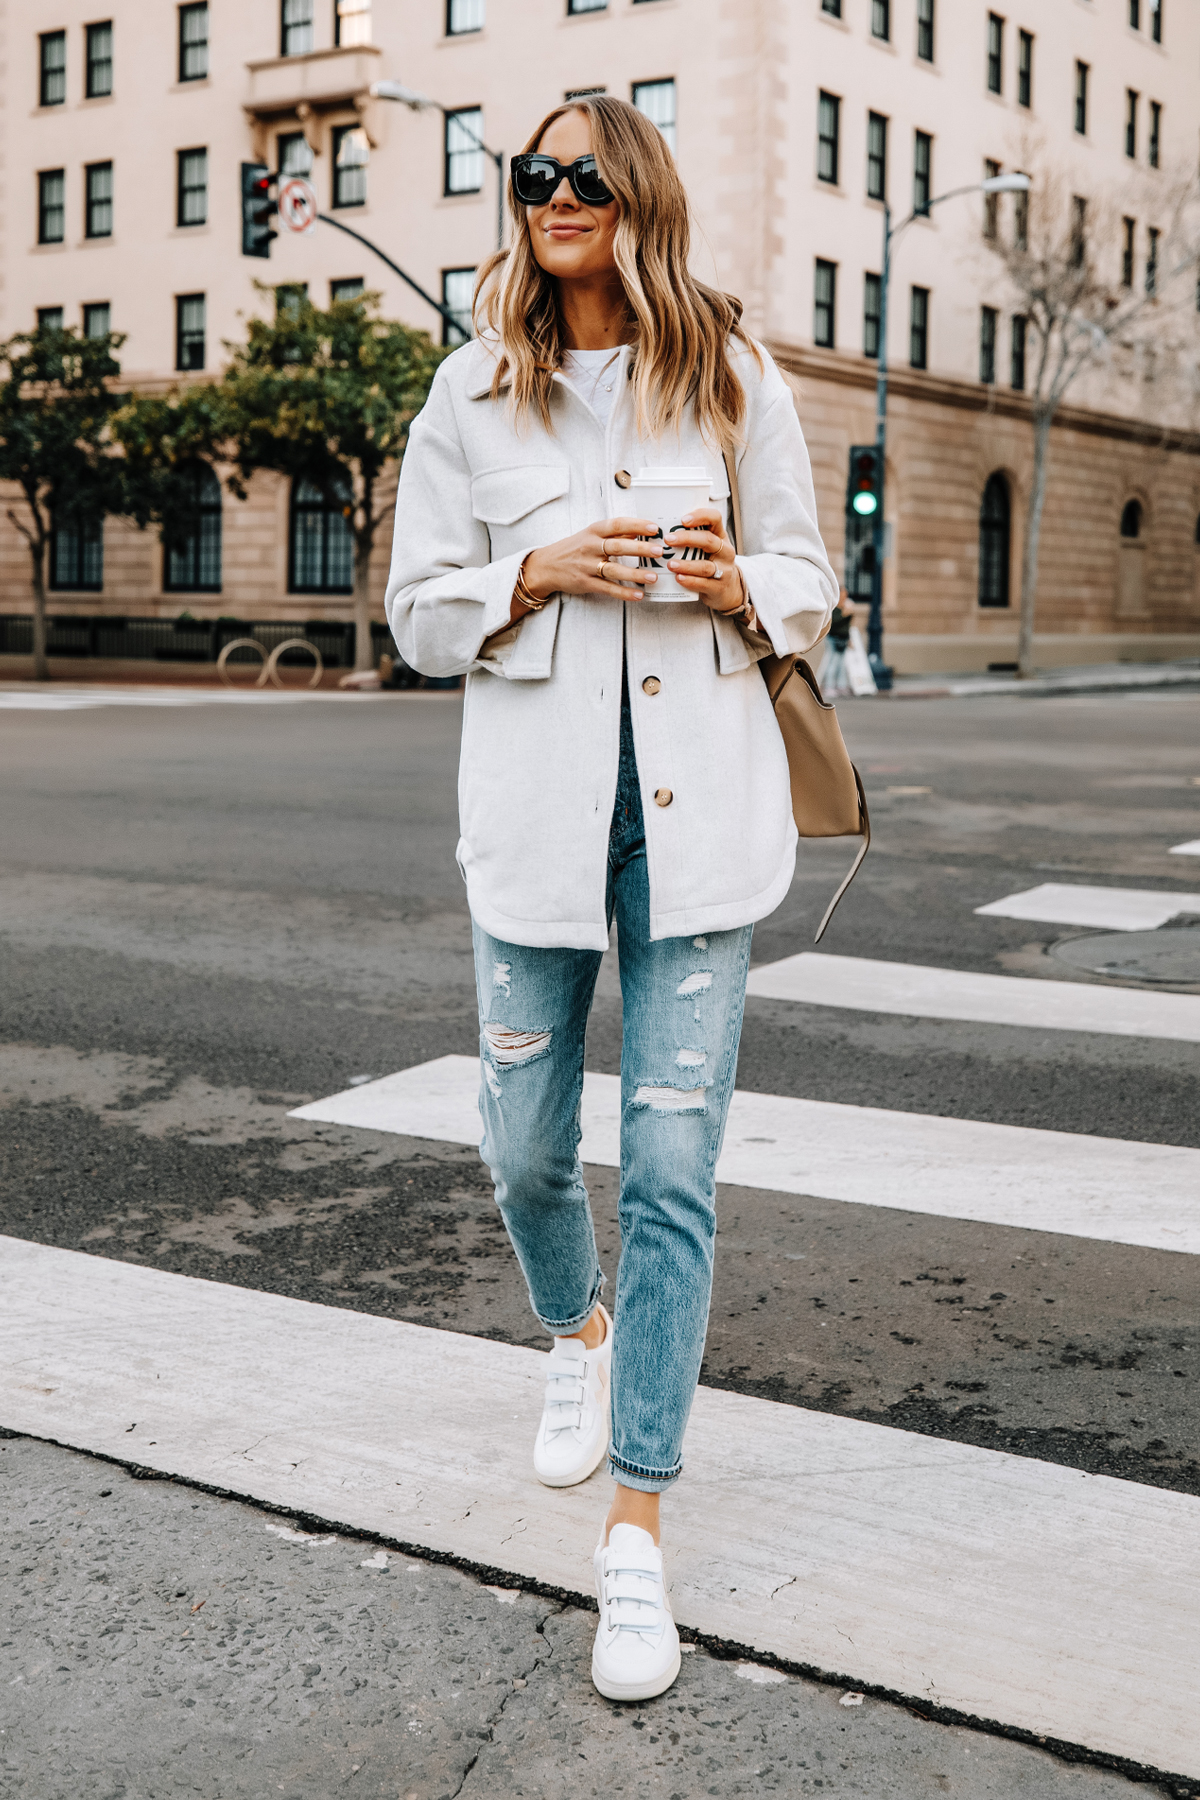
[1170,840,1200,857]
[975,882,1200,932]
[1,1238,1195,1776]
[0,687,392,711]
[745,950,1200,1042]
[289,1056,1200,1256]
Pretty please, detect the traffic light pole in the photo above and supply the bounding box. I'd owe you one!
[316,213,465,338]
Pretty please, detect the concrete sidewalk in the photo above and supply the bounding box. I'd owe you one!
[885,659,1200,700]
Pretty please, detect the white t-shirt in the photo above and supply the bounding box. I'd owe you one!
[560,346,628,429]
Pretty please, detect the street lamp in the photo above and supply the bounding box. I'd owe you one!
[370,80,505,252]
[866,170,1031,685]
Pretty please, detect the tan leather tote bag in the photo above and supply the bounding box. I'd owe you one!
[722,449,870,943]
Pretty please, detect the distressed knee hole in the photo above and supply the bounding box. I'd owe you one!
[483,1023,553,1067]
[675,1048,706,1068]
[491,960,512,997]
[484,1061,502,1098]
[693,936,708,949]
[633,1084,707,1113]
[676,971,713,997]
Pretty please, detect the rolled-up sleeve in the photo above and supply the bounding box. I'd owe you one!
[733,376,838,661]
[385,369,523,678]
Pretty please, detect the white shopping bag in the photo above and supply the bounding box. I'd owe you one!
[844,626,877,697]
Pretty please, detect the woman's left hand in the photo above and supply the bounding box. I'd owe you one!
[666,506,747,614]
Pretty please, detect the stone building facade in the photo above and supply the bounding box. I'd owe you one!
[3,0,1198,670]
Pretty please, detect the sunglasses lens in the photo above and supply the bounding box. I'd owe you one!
[574,158,614,204]
[514,158,558,204]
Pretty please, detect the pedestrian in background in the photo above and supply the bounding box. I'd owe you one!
[387,95,835,1704]
[819,588,856,697]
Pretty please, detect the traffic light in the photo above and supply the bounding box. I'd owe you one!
[241,163,277,259]
[846,445,882,519]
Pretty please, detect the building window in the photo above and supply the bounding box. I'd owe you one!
[177,149,208,227]
[1146,226,1159,295]
[83,302,111,338]
[569,0,607,12]
[909,286,928,369]
[176,293,205,369]
[1074,62,1088,135]
[1125,90,1138,159]
[978,473,1010,607]
[1129,0,1140,25]
[37,307,65,332]
[980,307,997,383]
[866,114,888,202]
[983,158,1000,238]
[871,0,889,41]
[814,260,836,349]
[40,31,67,106]
[330,277,364,302]
[38,170,66,245]
[50,513,104,592]
[448,0,485,28]
[444,109,484,195]
[1013,183,1028,249]
[1151,0,1162,42]
[913,131,931,216]
[1071,195,1087,267]
[281,0,314,56]
[817,92,840,185]
[821,0,841,14]
[986,13,1003,94]
[276,283,308,319]
[632,81,676,154]
[863,272,882,359]
[917,0,934,61]
[290,474,354,594]
[85,162,113,238]
[1148,102,1161,169]
[335,0,372,45]
[1017,30,1032,107]
[332,125,368,207]
[179,4,208,80]
[164,463,222,592]
[1122,217,1136,287]
[1010,314,1026,390]
[86,22,113,98]
[441,267,476,346]
[278,132,314,177]
[1120,499,1142,539]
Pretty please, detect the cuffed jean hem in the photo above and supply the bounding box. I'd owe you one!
[608,1452,682,1494]
[531,1268,606,1338]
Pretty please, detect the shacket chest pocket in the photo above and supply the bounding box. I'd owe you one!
[470,463,572,560]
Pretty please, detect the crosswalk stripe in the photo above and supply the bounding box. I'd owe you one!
[2,1236,1195,1778]
[976,882,1200,931]
[745,949,1200,1041]
[1171,840,1200,856]
[289,1055,1200,1255]
[0,687,389,710]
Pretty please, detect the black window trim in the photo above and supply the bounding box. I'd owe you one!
[817,91,840,186]
[443,107,484,197]
[39,30,67,107]
[163,461,222,593]
[288,474,355,595]
[38,168,67,245]
[909,284,929,370]
[175,292,206,371]
[814,258,837,350]
[84,160,113,239]
[178,2,209,83]
[176,147,208,228]
[85,19,114,100]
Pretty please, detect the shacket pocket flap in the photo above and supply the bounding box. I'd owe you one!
[470,464,570,527]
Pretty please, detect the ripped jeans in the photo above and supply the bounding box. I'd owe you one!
[471,689,752,1492]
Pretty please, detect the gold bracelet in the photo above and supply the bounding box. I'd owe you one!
[513,555,547,613]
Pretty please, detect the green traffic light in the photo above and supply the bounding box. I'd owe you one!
[852,491,878,516]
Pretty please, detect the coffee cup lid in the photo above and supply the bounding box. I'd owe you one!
[631,466,709,486]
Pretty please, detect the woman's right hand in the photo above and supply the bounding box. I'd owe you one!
[523,517,662,606]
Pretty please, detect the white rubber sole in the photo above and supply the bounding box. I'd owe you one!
[533,1426,610,1489]
[591,1644,682,1703]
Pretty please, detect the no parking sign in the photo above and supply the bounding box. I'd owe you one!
[277,177,317,235]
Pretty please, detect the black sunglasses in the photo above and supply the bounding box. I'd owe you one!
[510,153,615,208]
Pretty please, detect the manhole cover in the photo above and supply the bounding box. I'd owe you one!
[1050,926,1200,984]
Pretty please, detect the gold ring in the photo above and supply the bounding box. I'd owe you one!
[602,537,613,556]
[597,559,608,580]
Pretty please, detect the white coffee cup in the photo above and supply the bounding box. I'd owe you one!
[625,466,713,600]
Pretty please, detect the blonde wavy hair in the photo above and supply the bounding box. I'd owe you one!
[475,96,759,446]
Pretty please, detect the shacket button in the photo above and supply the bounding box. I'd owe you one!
[653,788,673,807]
[642,676,661,696]
[615,469,632,490]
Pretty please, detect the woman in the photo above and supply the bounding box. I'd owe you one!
[387,96,835,1704]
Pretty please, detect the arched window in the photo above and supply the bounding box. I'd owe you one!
[289,472,354,593]
[978,472,1010,608]
[49,511,103,591]
[1120,499,1142,539]
[164,463,222,592]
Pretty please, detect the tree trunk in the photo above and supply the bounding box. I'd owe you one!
[1016,407,1053,680]
[29,533,49,683]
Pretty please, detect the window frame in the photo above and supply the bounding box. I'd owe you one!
[288,474,355,596]
[1071,195,1087,267]
[631,79,676,154]
[986,13,1003,95]
[568,0,608,12]
[1122,216,1136,288]
[980,306,997,384]
[1146,226,1159,296]
[1151,0,1162,43]
[441,266,477,346]
[178,3,209,82]
[280,0,314,57]
[37,307,66,333]
[978,473,1011,608]
[1129,0,1140,26]
[821,0,842,14]
[813,259,837,350]
[1010,314,1026,390]
[50,511,104,593]
[909,285,929,370]
[913,130,932,217]
[330,277,365,303]
[83,302,111,339]
[334,0,371,46]
[447,0,486,29]
[176,148,208,228]
[916,0,934,62]
[1125,90,1138,159]
[443,108,484,197]
[39,31,67,107]
[1017,30,1032,108]
[163,462,222,594]
[863,272,882,359]
[1148,101,1161,169]
[331,124,368,209]
[871,0,889,42]
[277,131,315,178]
[175,292,206,371]
[85,21,113,99]
[817,91,840,186]
[866,113,888,202]
[983,158,1000,238]
[1075,61,1089,136]
[85,161,113,239]
[38,169,66,245]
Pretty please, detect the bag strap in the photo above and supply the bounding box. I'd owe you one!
[722,447,744,555]
[814,768,871,944]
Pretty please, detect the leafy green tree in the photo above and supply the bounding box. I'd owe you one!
[112,384,227,552]
[0,327,128,680]
[216,290,446,670]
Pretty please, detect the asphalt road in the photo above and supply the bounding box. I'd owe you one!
[2,685,1199,1793]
